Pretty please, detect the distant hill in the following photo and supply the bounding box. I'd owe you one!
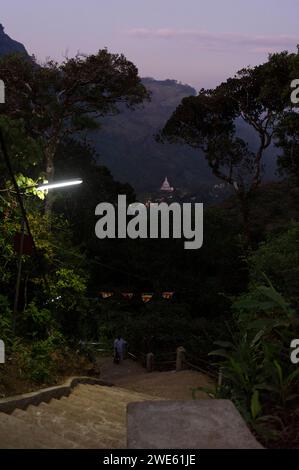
[0,24,28,56]
[89,78,278,194]
[88,78,217,193]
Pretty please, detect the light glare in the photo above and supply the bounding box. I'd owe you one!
[37,179,83,191]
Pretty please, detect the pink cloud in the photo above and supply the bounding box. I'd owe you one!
[126,28,298,52]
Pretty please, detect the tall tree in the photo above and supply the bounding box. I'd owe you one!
[0,51,149,213]
[159,52,296,242]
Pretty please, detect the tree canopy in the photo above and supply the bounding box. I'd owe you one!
[159,51,299,241]
[0,51,149,212]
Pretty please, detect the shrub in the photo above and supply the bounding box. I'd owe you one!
[0,295,13,346]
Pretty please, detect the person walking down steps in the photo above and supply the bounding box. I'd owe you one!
[114,336,127,364]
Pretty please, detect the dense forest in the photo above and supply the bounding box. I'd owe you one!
[0,34,299,448]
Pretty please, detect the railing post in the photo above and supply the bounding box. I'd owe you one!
[146,352,154,372]
[0,340,4,364]
[176,346,186,371]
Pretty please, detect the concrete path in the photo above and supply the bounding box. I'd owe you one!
[96,356,146,382]
[97,357,214,400]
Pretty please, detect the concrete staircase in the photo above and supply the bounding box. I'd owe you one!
[0,384,160,449]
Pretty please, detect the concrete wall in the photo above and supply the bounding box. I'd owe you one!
[127,400,263,449]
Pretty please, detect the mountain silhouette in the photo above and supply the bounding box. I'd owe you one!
[0,24,28,56]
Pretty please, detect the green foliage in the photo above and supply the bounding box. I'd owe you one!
[14,333,65,384]
[0,294,12,345]
[251,390,262,420]
[23,302,57,339]
[247,223,299,304]
[54,268,86,293]
[15,174,48,200]
[209,228,299,445]
[0,115,42,175]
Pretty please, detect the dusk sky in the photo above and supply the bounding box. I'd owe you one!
[2,0,299,89]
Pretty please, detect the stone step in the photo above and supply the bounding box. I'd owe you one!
[48,399,126,434]
[50,396,127,424]
[65,392,151,425]
[66,398,126,419]
[1,383,158,449]
[13,406,104,449]
[67,394,125,410]
[43,400,126,447]
[73,384,157,403]
[0,411,79,449]
[69,389,150,409]
[12,406,110,449]
[77,384,157,401]
[67,393,136,415]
